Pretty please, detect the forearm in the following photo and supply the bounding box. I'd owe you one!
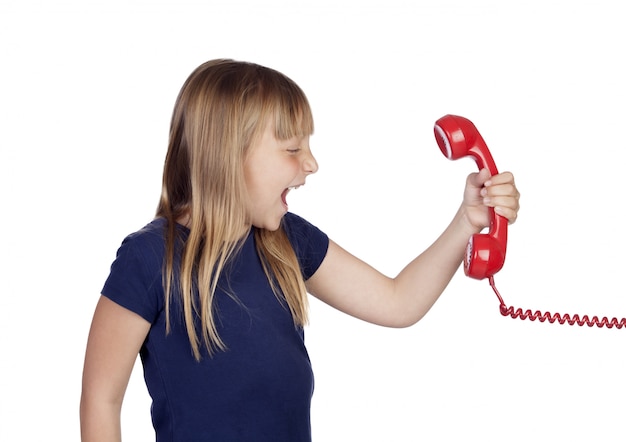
[391,168,519,324]
[391,204,479,326]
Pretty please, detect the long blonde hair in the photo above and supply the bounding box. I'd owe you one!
[156,59,314,360]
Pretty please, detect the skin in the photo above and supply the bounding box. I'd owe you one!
[80,123,520,441]
[243,125,319,231]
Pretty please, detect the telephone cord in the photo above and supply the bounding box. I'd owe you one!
[488,277,626,329]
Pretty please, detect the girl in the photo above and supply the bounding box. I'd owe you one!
[80,59,520,441]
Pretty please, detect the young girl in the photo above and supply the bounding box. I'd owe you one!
[80,59,520,441]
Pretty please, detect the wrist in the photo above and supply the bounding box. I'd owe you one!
[456,204,482,237]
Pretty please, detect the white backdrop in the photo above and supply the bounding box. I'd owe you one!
[1,0,625,440]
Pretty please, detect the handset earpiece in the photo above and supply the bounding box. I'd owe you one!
[434,114,507,280]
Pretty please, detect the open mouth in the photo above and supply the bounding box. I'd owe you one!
[281,185,302,209]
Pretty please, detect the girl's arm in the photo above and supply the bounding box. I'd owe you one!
[80,296,151,442]
[306,169,520,327]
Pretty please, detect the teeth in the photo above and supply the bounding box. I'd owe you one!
[288,185,301,190]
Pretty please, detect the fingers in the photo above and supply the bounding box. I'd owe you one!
[484,170,514,186]
[481,171,520,224]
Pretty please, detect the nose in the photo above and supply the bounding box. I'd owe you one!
[303,150,319,175]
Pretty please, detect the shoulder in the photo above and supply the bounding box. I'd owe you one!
[108,219,171,274]
[282,212,325,238]
[282,212,327,247]
[101,218,172,322]
[117,218,187,261]
[282,212,329,279]
[121,218,168,250]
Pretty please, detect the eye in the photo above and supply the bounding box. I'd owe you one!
[287,147,301,154]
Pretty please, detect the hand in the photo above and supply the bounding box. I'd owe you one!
[463,168,520,231]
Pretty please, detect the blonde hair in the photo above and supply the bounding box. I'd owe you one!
[156,59,314,360]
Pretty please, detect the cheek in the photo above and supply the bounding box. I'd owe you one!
[282,158,301,178]
[244,156,298,204]
[243,162,263,195]
[244,168,275,208]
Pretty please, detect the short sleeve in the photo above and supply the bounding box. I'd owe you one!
[101,224,166,324]
[282,212,329,280]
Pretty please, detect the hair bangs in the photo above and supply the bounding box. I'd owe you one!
[269,77,314,141]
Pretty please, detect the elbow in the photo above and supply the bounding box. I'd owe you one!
[387,294,437,328]
[79,390,123,440]
[385,310,427,329]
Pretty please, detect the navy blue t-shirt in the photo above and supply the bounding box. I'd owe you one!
[101,212,329,442]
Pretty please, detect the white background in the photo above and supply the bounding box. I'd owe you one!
[2,0,625,440]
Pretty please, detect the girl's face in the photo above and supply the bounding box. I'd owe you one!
[244,123,318,230]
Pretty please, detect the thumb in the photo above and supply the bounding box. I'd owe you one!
[468,168,492,189]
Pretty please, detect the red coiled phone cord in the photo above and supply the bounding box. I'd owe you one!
[488,277,626,329]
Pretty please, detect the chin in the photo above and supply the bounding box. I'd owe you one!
[265,219,283,231]
[253,216,283,232]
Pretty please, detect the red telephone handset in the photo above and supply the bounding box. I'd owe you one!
[434,114,507,280]
[435,114,626,329]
